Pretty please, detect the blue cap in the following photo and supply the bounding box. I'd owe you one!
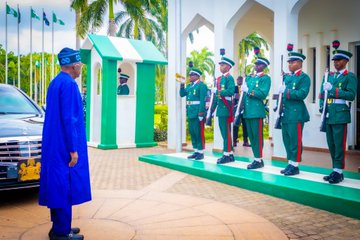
[57,48,81,66]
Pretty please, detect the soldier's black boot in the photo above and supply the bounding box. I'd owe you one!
[217,155,231,164]
[280,164,291,174]
[229,154,235,162]
[187,152,198,159]
[195,153,204,160]
[328,172,344,184]
[323,171,335,181]
[283,165,299,176]
[247,160,264,170]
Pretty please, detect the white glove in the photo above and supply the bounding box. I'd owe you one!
[323,82,333,91]
[241,84,248,93]
[278,84,285,94]
[211,87,217,94]
[179,78,185,84]
[198,116,203,121]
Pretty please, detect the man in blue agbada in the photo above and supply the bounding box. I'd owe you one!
[39,47,91,240]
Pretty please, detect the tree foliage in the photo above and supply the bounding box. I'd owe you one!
[238,32,269,76]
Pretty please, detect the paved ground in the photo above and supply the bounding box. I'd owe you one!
[1,145,359,240]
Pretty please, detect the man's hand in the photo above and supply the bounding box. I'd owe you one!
[241,83,248,93]
[69,152,78,167]
[278,84,285,94]
[323,82,333,91]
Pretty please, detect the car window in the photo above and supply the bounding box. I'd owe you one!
[0,86,39,114]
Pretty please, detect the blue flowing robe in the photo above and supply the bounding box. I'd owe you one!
[39,72,92,208]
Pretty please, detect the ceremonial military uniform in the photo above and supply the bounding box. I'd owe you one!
[212,57,235,163]
[180,68,208,160]
[117,73,130,95]
[243,67,271,169]
[117,83,129,95]
[281,70,310,176]
[320,45,357,184]
[278,48,310,176]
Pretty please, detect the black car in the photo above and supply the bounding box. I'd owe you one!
[0,84,44,190]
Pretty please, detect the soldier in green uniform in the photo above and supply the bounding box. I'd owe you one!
[320,41,357,184]
[211,57,235,164]
[117,73,130,95]
[242,55,271,169]
[180,68,208,160]
[278,47,310,176]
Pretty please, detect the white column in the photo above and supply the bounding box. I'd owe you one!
[167,0,183,151]
[212,1,235,152]
[271,3,298,159]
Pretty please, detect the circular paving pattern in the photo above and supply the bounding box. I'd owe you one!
[2,190,287,240]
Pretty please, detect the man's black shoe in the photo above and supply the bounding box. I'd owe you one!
[229,154,235,162]
[195,153,204,160]
[247,160,264,169]
[49,228,81,238]
[328,172,344,184]
[217,155,232,164]
[280,164,291,174]
[50,233,84,240]
[283,165,299,176]
[187,152,198,159]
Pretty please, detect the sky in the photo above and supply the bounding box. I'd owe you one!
[0,0,80,55]
[1,1,214,56]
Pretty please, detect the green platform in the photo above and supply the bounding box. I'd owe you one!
[139,152,360,219]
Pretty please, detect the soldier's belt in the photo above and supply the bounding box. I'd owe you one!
[327,99,346,104]
[186,101,200,105]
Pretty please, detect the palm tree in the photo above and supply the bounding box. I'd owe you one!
[115,0,166,54]
[70,0,88,49]
[73,0,118,38]
[186,47,215,80]
[238,32,269,75]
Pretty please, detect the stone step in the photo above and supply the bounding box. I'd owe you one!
[139,152,360,219]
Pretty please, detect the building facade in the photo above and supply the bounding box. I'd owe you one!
[167,0,360,159]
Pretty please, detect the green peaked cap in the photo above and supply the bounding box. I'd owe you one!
[288,52,306,62]
[219,57,235,67]
[120,73,129,80]
[332,50,352,60]
[255,57,270,66]
[189,68,202,76]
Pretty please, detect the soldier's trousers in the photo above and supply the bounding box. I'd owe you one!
[282,122,304,162]
[326,123,347,169]
[218,116,233,153]
[188,118,205,150]
[245,118,263,158]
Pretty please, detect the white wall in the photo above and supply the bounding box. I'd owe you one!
[297,0,360,148]
[89,49,102,147]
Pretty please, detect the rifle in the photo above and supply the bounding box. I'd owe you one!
[274,55,285,129]
[320,68,329,132]
[205,72,216,126]
[234,79,245,127]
